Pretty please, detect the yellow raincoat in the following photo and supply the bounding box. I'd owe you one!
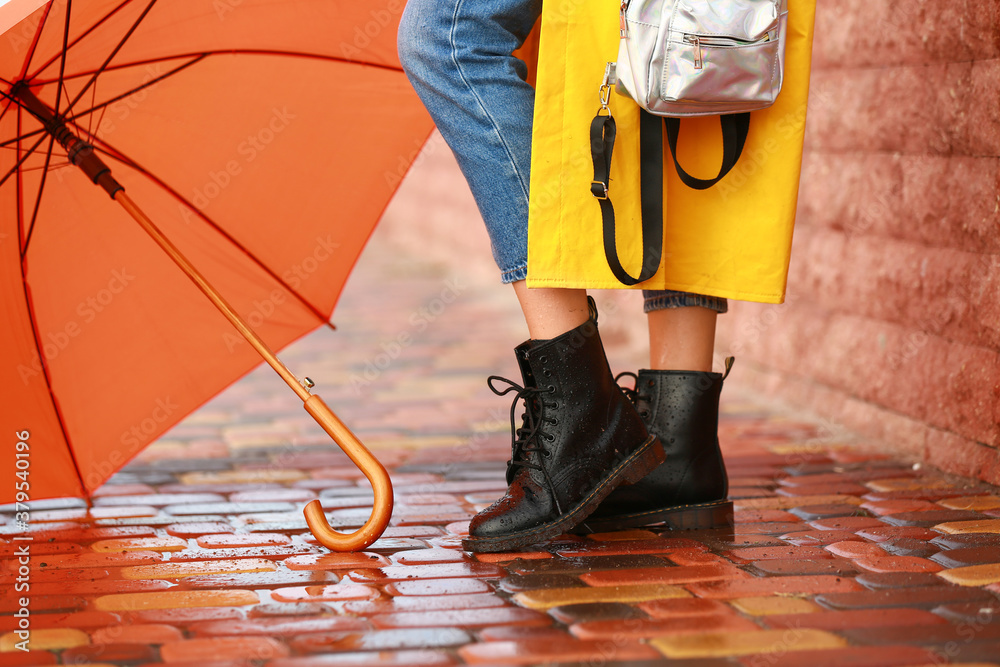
[527,0,816,303]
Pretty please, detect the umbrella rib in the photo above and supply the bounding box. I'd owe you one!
[51,0,74,122]
[26,0,135,83]
[14,106,89,499]
[0,98,49,191]
[62,55,206,127]
[63,0,158,119]
[32,49,406,87]
[3,50,404,150]
[18,0,77,257]
[17,0,54,82]
[21,133,57,257]
[89,140,337,331]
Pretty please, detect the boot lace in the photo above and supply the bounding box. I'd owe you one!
[487,375,562,511]
[614,371,651,420]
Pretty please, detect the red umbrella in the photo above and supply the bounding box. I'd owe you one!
[1,0,434,549]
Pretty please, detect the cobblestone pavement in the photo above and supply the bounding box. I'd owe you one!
[3,231,1000,667]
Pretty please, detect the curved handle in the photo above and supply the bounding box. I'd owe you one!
[301,395,393,551]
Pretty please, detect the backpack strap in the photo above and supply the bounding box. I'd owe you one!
[590,109,663,285]
[664,112,750,190]
[589,109,751,285]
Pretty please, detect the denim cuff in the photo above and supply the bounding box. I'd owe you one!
[642,289,728,314]
[501,262,528,284]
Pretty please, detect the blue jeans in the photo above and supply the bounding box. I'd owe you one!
[397,0,727,314]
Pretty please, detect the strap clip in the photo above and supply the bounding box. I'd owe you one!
[598,62,616,112]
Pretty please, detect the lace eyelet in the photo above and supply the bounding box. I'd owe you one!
[547,385,556,393]
[543,370,551,377]
[539,356,548,363]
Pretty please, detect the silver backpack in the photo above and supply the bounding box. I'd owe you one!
[590,0,789,285]
[614,0,788,116]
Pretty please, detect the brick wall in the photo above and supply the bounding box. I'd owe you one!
[716,0,1000,483]
[378,0,1000,484]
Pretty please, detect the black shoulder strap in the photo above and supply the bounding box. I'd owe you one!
[589,109,751,284]
[665,112,750,190]
[590,110,663,285]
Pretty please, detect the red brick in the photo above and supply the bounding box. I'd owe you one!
[555,537,704,557]
[860,500,940,516]
[91,623,184,645]
[343,593,508,615]
[751,559,857,577]
[734,509,800,523]
[725,546,831,564]
[816,585,996,610]
[476,626,571,642]
[459,638,659,664]
[187,617,368,637]
[269,649,457,666]
[385,578,492,596]
[283,553,390,570]
[196,533,292,549]
[686,575,863,599]
[855,572,946,590]
[930,545,1000,568]
[855,526,939,542]
[808,517,885,532]
[0,610,118,633]
[29,578,173,597]
[120,607,246,625]
[60,644,156,664]
[780,530,863,546]
[346,562,504,582]
[370,607,550,630]
[823,541,885,559]
[165,523,235,538]
[580,563,748,587]
[270,584,381,603]
[0,594,84,614]
[843,622,1000,646]
[571,613,760,640]
[288,628,470,654]
[0,650,58,665]
[638,598,733,619]
[665,549,729,565]
[391,549,470,565]
[763,607,947,632]
[853,556,942,574]
[738,644,938,667]
[160,637,289,662]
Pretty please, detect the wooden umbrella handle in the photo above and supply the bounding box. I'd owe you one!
[301,395,394,551]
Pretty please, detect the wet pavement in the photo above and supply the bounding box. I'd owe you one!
[3,230,1000,666]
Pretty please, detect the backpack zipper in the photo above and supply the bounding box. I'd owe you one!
[684,33,772,69]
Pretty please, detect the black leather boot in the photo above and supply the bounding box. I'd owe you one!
[462,299,665,553]
[576,358,735,533]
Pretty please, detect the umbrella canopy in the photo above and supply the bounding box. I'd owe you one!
[0,0,433,512]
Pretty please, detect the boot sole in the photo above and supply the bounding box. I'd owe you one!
[461,435,665,553]
[575,499,734,534]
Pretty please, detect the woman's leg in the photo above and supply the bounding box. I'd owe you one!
[579,291,734,533]
[398,0,540,284]
[643,289,726,371]
[399,2,664,552]
[511,283,589,339]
